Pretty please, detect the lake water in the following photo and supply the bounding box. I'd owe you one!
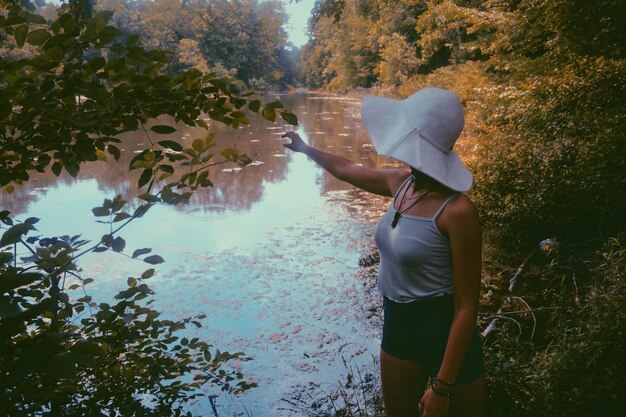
[2,93,397,416]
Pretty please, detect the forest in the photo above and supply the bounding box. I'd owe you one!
[301,1,625,416]
[1,0,301,87]
[1,0,625,416]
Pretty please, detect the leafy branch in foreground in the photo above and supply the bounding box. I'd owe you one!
[1,0,298,415]
[0,0,297,191]
[0,210,254,416]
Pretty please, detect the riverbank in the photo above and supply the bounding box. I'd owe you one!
[293,223,625,417]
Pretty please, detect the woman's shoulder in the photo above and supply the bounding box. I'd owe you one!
[442,193,478,218]
[387,168,413,195]
[436,193,480,235]
[433,193,480,240]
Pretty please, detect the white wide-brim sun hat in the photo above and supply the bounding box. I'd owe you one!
[360,87,473,192]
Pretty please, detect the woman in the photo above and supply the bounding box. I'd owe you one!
[282,87,486,417]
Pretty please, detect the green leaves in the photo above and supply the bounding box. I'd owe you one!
[98,26,124,44]
[0,223,36,247]
[111,237,125,252]
[112,212,131,223]
[258,102,297,125]
[26,28,50,46]
[192,138,205,153]
[248,100,261,112]
[158,140,183,152]
[87,56,106,72]
[151,125,177,135]
[26,14,47,25]
[107,145,121,161]
[280,111,298,126]
[138,168,152,188]
[58,13,76,34]
[91,207,110,217]
[0,2,301,413]
[0,271,43,293]
[261,106,276,122]
[143,255,164,265]
[92,196,127,218]
[132,248,151,258]
[221,147,252,166]
[14,24,28,48]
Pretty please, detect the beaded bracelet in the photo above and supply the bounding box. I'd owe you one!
[431,384,452,398]
[433,376,455,388]
[430,376,455,398]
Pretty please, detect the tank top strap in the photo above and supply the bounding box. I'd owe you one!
[432,194,461,219]
[393,175,414,200]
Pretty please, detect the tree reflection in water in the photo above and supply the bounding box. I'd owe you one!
[3,93,394,216]
[2,93,404,416]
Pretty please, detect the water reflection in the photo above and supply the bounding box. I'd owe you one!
[1,93,399,416]
[3,93,390,216]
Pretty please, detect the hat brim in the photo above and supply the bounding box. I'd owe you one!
[360,95,473,192]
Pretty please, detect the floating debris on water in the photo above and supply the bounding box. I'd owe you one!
[308,96,360,101]
[10,93,389,417]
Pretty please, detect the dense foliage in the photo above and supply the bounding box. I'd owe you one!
[101,0,300,87]
[303,1,626,416]
[304,0,626,247]
[0,0,296,415]
[1,0,301,88]
[483,237,626,417]
[292,236,626,417]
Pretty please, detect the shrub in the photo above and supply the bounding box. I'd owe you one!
[471,57,626,248]
[485,237,625,417]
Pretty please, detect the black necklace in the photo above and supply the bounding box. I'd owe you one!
[391,178,432,228]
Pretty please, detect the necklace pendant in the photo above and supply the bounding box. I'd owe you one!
[391,211,401,228]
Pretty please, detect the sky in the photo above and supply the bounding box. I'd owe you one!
[281,0,315,47]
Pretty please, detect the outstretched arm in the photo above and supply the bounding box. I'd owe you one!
[282,131,407,197]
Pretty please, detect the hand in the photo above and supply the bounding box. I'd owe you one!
[281,131,307,152]
[420,388,450,417]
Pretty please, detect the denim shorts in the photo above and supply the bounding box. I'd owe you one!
[381,295,485,384]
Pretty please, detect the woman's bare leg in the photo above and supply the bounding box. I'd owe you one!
[448,376,487,417]
[380,349,430,417]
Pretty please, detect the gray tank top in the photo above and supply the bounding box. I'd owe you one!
[375,177,459,302]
